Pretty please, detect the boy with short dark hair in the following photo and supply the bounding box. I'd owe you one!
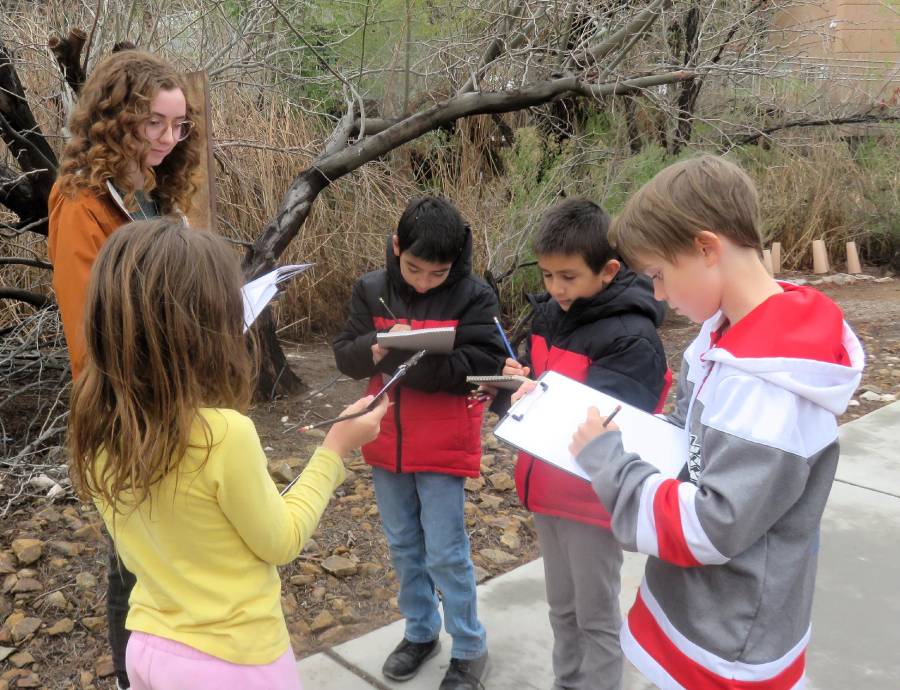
[500,198,670,690]
[570,155,864,689]
[333,196,506,690]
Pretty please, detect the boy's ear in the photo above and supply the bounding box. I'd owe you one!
[694,231,722,266]
[391,234,401,257]
[600,258,621,286]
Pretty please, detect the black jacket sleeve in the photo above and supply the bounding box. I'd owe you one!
[396,283,506,396]
[332,280,379,380]
[585,335,667,413]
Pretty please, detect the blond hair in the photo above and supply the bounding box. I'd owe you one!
[609,155,761,265]
[57,50,200,215]
[68,219,254,513]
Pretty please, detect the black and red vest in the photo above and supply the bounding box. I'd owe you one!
[514,268,671,527]
[333,233,506,478]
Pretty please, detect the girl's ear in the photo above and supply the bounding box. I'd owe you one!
[391,235,401,257]
[694,231,722,266]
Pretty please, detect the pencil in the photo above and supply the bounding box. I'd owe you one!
[378,297,398,321]
[603,405,622,428]
[493,316,516,361]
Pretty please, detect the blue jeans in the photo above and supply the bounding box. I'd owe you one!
[372,468,487,660]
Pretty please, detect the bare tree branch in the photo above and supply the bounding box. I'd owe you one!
[0,287,53,309]
[0,257,52,270]
[730,111,900,147]
[48,29,88,94]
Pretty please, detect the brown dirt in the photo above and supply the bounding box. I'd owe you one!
[1,279,897,689]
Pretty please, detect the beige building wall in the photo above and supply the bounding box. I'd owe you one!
[771,0,900,107]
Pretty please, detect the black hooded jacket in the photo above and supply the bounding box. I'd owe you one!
[332,232,506,476]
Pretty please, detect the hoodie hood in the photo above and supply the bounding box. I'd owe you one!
[385,229,473,299]
[530,266,666,331]
[702,283,864,416]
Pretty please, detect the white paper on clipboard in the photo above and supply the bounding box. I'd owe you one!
[376,327,455,354]
[493,370,688,481]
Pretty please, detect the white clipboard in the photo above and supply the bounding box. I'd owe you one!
[493,370,688,481]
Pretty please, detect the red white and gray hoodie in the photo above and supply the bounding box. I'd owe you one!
[575,283,864,689]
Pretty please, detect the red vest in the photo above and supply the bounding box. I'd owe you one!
[361,317,484,478]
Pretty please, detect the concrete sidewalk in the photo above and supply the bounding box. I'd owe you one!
[298,402,900,689]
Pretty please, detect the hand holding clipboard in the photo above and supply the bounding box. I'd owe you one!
[493,371,688,482]
[286,349,427,434]
[280,349,427,495]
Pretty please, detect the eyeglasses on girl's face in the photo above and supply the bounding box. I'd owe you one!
[144,117,194,143]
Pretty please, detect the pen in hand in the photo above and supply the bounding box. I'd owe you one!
[493,316,517,361]
[379,297,399,321]
[603,405,622,428]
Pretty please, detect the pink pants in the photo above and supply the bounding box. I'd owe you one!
[126,631,302,690]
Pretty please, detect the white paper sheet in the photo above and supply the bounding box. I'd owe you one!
[241,264,313,331]
[376,327,456,354]
[493,370,688,481]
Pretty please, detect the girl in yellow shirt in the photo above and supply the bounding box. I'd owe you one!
[68,218,388,690]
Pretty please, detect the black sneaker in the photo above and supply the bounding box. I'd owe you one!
[382,637,441,681]
[439,651,489,690]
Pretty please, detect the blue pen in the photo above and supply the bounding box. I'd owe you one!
[493,316,516,361]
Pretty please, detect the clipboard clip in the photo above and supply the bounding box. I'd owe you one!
[510,380,549,421]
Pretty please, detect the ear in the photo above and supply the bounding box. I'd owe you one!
[693,231,722,266]
[391,235,401,257]
[600,259,621,286]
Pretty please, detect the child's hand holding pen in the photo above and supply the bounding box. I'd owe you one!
[502,357,530,378]
[568,405,622,457]
[371,323,412,364]
[321,395,390,458]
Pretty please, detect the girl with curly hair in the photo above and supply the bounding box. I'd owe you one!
[49,48,201,379]
[47,49,201,690]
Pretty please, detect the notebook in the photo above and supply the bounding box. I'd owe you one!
[466,375,531,391]
[242,264,313,331]
[376,327,456,354]
[493,370,688,481]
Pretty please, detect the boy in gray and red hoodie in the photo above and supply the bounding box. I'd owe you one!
[567,156,864,689]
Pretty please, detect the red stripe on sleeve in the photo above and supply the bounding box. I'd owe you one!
[653,479,702,567]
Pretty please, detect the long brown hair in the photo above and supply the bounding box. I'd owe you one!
[69,219,254,513]
[56,50,201,214]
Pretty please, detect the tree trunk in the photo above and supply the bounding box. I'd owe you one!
[671,6,700,155]
[251,308,305,400]
[0,41,58,236]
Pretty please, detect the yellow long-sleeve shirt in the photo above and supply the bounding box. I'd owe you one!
[93,408,345,665]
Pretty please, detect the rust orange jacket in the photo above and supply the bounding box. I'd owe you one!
[47,181,129,379]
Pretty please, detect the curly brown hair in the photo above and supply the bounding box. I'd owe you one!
[57,50,201,215]
[68,219,255,513]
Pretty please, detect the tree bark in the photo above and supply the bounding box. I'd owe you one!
[0,41,58,237]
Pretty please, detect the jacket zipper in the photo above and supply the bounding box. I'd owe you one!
[522,459,535,510]
[394,386,403,472]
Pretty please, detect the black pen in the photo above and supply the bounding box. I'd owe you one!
[603,405,622,428]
